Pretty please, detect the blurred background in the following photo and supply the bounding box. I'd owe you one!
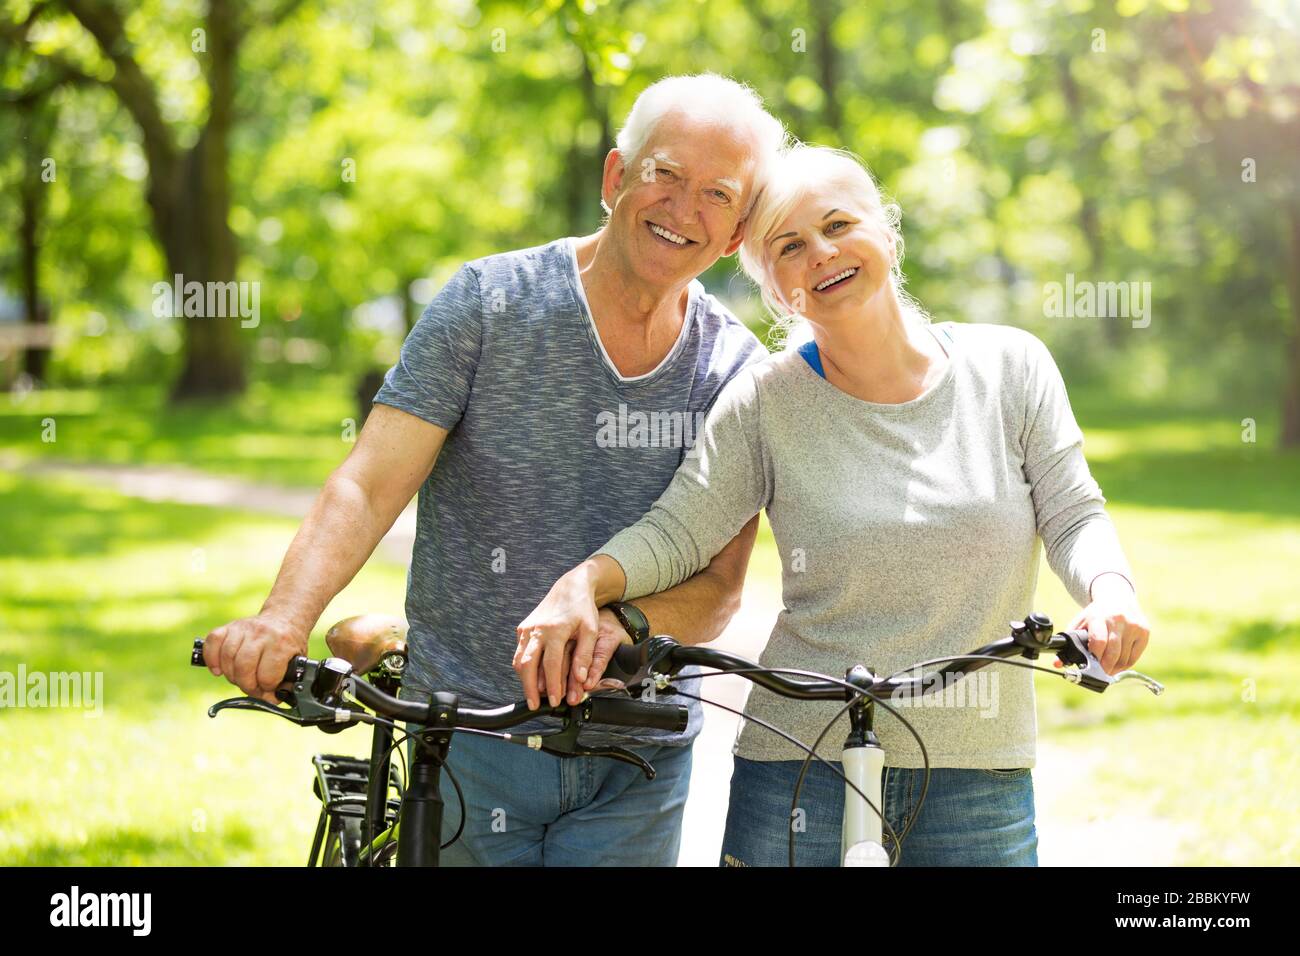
[0,0,1296,866]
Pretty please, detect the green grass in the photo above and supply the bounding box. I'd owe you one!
[1024,401,1300,865]
[1,386,1297,864]
[0,375,359,487]
[0,471,408,865]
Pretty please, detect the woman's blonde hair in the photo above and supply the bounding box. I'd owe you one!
[738,144,927,347]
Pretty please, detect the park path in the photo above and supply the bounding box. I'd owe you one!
[2,453,1186,865]
[0,453,418,564]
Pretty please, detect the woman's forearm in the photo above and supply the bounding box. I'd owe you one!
[1041,504,1135,609]
[570,554,629,607]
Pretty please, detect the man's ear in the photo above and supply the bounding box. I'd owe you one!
[723,218,748,258]
[601,149,626,212]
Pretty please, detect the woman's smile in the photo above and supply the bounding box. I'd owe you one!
[813,266,860,294]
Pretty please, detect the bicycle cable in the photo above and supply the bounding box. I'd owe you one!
[669,687,901,863]
[791,688,932,867]
[640,663,930,865]
[353,714,506,860]
[649,664,917,865]
[880,652,1088,685]
[789,652,1075,866]
[656,653,1071,865]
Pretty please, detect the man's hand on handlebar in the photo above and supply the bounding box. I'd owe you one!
[202,613,308,705]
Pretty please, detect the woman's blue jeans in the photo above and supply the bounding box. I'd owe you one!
[721,756,1038,867]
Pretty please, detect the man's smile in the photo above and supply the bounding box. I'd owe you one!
[646,220,697,248]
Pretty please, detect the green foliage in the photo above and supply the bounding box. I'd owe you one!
[0,470,408,865]
[1,0,1295,411]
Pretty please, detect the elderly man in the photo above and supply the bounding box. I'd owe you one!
[202,73,784,865]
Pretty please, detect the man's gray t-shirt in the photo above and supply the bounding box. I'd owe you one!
[373,238,767,746]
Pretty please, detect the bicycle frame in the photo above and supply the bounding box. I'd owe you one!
[306,680,452,868]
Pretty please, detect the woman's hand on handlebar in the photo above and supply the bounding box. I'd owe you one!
[514,566,599,710]
[1062,573,1151,675]
[581,609,637,692]
[202,613,308,704]
[513,556,628,710]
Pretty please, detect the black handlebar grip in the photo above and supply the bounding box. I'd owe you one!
[585,695,688,732]
[191,638,307,684]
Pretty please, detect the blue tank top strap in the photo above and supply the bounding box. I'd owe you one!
[799,324,951,378]
[797,339,826,379]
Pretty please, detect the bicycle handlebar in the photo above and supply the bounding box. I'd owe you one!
[189,638,690,735]
[190,609,1160,763]
[604,613,1164,701]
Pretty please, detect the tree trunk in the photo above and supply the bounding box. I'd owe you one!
[167,0,245,399]
[564,48,611,236]
[402,275,419,334]
[18,101,53,382]
[164,129,246,399]
[61,0,247,400]
[1079,197,1123,347]
[814,0,841,133]
[1281,200,1300,449]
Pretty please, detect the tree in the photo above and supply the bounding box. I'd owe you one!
[3,0,310,399]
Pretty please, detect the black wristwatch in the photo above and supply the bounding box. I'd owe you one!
[607,601,651,645]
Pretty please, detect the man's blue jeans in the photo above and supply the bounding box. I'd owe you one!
[721,756,1038,867]
[402,689,693,866]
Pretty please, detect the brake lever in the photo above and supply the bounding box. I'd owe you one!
[1112,669,1165,695]
[207,696,313,725]
[206,657,366,732]
[1054,629,1166,695]
[1054,630,1114,692]
[522,701,658,780]
[535,739,657,780]
[208,692,365,730]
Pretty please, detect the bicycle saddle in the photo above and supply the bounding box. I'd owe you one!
[325,614,408,676]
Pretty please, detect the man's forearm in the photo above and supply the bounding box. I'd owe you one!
[632,569,741,646]
[259,473,400,634]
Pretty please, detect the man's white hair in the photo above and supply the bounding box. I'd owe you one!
[613,73,787,212]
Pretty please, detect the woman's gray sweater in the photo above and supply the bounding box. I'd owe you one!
[597,321,1134,767]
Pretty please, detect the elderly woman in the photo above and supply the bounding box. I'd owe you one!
[515,144,1151,866]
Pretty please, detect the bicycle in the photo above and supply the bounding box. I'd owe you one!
[191,610,1162,867]
[190,615,688,867]
[595,610,1164,866]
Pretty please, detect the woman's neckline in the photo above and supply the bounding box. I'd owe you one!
[795,322,957,412]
